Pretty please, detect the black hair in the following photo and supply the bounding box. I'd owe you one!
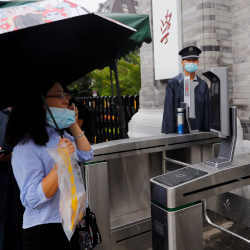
[5,90,50,148]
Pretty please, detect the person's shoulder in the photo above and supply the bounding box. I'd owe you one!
[13,139,40,155]
[197,76,208,87]
[196,76,209,94]
[11,140,43,168]
[168,73,183,86]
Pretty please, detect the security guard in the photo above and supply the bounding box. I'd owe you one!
[161,46,210,133]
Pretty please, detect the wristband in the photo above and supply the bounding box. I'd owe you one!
[74,131,85,139]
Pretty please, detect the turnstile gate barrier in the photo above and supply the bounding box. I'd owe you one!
[151,167,206,250]
[151,107,246,249]
[151,160,250,250]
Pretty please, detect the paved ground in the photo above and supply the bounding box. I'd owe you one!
[204,227,250,250]
[204,211,250,250]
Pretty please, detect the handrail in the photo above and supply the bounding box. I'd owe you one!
[164,157,191,168]
[202,199,250,244]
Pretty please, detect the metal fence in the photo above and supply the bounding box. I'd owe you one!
[74,96,139,144]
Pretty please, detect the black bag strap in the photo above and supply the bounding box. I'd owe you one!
[78,166,102,249]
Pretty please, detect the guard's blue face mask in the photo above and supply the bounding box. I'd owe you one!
[46,107,75,129]
[184,63,198,73]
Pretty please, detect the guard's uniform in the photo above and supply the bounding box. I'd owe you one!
[161,73,210,133]
[161,46,210,134]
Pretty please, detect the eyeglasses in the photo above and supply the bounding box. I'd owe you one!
[46,92,71,99]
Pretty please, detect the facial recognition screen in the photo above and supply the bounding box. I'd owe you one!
[203,68,230,138]
[210,75,221,131]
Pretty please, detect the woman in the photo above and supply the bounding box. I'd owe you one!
[6,82,93,250]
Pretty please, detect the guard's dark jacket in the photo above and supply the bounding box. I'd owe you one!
[162,73,210,133]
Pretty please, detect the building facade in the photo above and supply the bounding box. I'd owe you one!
[136,0,250,121]
[181,0,250,135]
[98,0,138,13]
[100,0,250,136]
[181,0,249,121]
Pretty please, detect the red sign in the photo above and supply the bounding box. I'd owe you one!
[160,10,172,45]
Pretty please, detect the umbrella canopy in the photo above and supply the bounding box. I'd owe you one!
[0,2,152,50]
[104,13,152,55]
[0,0,135,109]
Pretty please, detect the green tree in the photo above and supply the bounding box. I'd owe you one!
[68,51,141,96]
[91,51,141,96]
[68,75,92,96]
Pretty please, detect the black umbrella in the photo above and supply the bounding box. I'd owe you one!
[0,0,135,109]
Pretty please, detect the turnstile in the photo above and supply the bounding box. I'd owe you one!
[151,156,250,250]
[87,132,219,250]
[151,107,243,250]
[151,167,206,250]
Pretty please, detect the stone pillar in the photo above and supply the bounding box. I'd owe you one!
[182,0,233,97]
[232,1,250,120]
[128,0,165,138]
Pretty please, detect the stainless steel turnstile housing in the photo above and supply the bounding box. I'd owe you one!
[84,132,219,250]
[151,153,250,250]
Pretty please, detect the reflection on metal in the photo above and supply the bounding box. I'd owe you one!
[162,151,167,174]
[203,199,250,244]
[164,157,191,168]
[152,202,203,250]
[203,67,230,138]
[111,218,152,246]
[206,106,237,168]
[85,162,111,250]
[108,153,161,230]
[151,107,248,249]
[207,189,250,228]
[151,152,250,249]
[151,152,250,208]
[92,132,220,161]
[182,102,193,133]
[86,133,217,250]
[84,105,250,249]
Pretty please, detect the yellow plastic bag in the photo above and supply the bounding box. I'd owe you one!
[48,146,86,240]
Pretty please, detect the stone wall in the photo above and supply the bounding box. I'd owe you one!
[182,0,233,100]
[130,0,250,137]
[101,1,250,121]
[137,0,250,121]
[136,0,165,110]
[128,0,165,137]
[182,0,250,120]
[98,0,138,13]
[232,0,250,119]
[136,0,236,109]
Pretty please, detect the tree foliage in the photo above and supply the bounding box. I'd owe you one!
[68,51,141,97]
[91,51,141,96]
[68,75,92,96]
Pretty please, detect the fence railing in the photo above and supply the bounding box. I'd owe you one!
[74,96,139,144]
